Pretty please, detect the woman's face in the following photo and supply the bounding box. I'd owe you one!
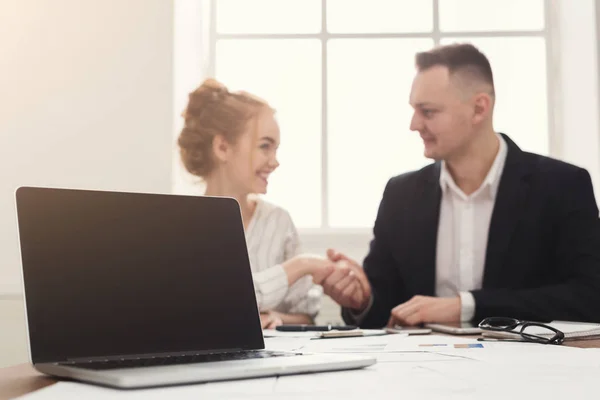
[225,109,281,195]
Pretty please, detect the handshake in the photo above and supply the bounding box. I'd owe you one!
[282,249,372,312]
[281,250,462,327]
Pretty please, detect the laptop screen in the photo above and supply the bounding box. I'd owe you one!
[16,187,264,364]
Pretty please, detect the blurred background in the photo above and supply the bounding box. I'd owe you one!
[2,0,599,367]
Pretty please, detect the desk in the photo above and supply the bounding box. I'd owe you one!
[0,364,53,400]
[2,338,600,400]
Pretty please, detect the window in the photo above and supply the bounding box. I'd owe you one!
[178,0,553,230]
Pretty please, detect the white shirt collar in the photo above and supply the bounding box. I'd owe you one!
[439,133,508,200]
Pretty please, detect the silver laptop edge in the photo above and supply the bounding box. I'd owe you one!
[36,354,375,388]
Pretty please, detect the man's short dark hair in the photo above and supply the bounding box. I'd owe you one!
[415,43,495,96]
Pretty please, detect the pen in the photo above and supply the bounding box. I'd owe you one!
[276,324,358,332]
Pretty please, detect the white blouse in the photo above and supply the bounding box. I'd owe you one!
[245,198,322,318]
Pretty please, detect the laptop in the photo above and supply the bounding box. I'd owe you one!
[15,187,375,389]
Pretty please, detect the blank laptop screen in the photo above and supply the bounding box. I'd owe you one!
[16,187,264,364]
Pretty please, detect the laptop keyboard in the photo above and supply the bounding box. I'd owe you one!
[62,350,300,370]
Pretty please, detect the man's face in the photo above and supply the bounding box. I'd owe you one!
[409,66,478,161]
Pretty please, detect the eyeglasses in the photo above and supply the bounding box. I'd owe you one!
[478,317,565,345]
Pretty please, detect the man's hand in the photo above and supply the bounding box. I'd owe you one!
[322,249,372,311]
[260,310,284,329]
[387,295,461,327]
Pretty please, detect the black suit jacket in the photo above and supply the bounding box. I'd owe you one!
[343,134,600,328]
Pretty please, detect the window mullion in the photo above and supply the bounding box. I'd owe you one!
[433,0,441,45]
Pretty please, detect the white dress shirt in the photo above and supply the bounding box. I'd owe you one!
[350,134,508,324]
[246,198,322,318]
[436,134,507,321]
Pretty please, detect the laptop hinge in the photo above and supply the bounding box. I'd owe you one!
[64,348,247,363]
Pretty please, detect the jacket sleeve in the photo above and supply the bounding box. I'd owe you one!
[471,168,600,323]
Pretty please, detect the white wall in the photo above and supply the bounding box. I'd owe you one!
[172,0,209,195]
[0,0,175,295]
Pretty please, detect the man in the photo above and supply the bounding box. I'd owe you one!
[322,43,600,328]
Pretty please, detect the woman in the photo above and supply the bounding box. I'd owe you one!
[178,78,334,328]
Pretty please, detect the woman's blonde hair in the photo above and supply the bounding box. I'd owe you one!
[178,78,273,178]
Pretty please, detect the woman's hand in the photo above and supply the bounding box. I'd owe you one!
[281,255,336,285]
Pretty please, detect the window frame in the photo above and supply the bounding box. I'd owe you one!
[204,0,559,237]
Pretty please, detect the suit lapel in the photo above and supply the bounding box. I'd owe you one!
[483,134,533,287]
[409,164,441,296]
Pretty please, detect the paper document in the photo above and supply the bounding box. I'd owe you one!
[263,337,312,352]
[273,362,475,396]
[301,333,404,353]
[424,360,600,398]
[384,334,483,352]
[300,334,473,364]
[448,342,600,367]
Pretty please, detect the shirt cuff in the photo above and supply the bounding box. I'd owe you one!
[253,265,289,312]
[459,291,476,322]
[346,295,374,325]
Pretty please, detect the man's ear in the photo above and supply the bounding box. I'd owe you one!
[212,134,231,163]
[472,92,493,125]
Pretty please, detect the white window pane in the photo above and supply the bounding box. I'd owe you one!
[328,39,434,228]
[216,39,322,227]
[439,0,545,32]
[216,0,321,34]
[327,0,433,33]
[441,38,548,155]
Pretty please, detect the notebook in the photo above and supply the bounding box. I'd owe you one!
[482,321,600,341]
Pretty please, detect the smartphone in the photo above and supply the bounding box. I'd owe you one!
[385,326,432,335]
[424,322,482,335]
